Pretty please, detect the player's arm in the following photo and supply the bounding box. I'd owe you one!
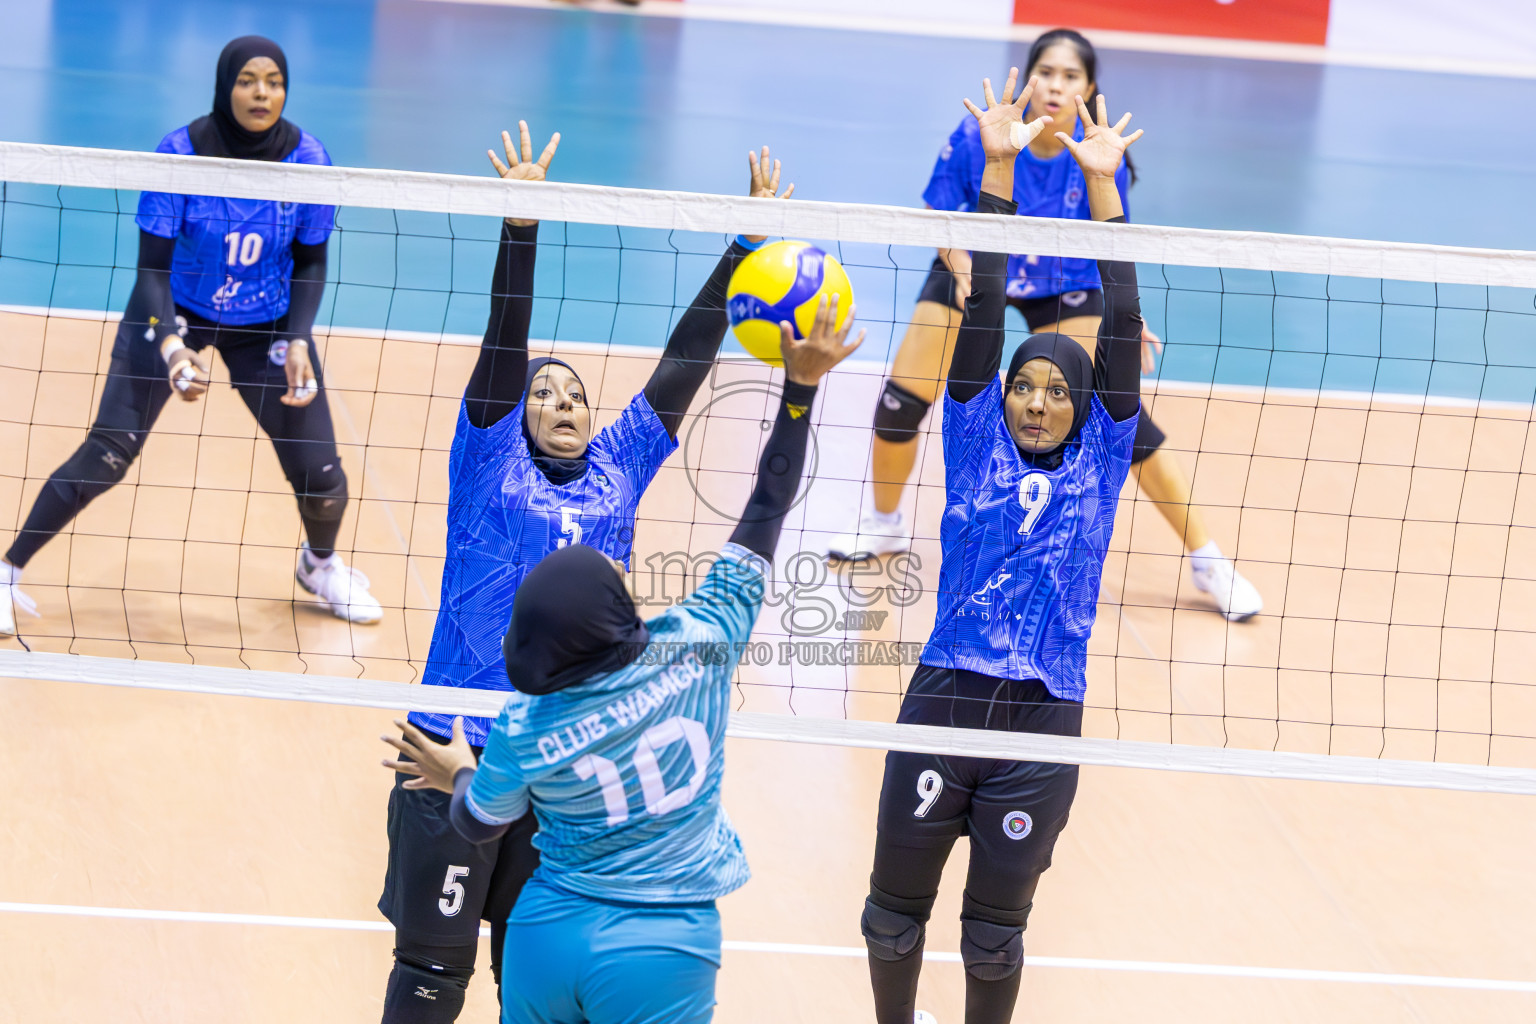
[464,122,559,430]
[726,294,864,561]
[1055,94,1145,423]
[275,238,329,408]
[946,70,1049,405]
[643,147,795,439]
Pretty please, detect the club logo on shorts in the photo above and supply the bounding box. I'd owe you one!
[268,339,289,366]
[1002,810,1033,840]
[1062,290,1088,308]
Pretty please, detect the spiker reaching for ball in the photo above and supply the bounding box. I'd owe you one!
[726,240,854,366]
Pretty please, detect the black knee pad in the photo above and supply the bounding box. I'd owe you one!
[294,465,347,523]
[383,946,474,1024]
[861,885,932,962]
[959,894,1029,982]
[872,380,931,443]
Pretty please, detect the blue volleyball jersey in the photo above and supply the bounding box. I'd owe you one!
[464,543,764,903]
[920,379,1138,700]
[414,393,678,746]
[135,126,336,325]
[922,116,1131,301]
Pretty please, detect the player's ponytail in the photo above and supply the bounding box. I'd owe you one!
[1026,27,1138,187]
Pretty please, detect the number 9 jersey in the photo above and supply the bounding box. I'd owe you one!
[135,125,336,324]
[463,543,765,904]
[920,379,1138,701]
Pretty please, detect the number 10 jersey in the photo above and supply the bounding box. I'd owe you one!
[415,393,677,746]
[464,543,764,903]
[920,379,1138,701]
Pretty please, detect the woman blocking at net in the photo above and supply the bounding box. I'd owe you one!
[0,35,380,634]
[862,75,1141,1024]
[375,125,796,1023]
[379,296,860,1024]
[828,27,1262,623]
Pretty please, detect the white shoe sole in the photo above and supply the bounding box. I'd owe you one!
[296,573,383,624]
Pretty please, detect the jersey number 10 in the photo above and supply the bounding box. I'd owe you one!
[223,231,264,267]
[572,715,711,826]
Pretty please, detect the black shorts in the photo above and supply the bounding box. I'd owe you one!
[378,735,540,947]
[915,256,1105,331]
[870,667,1082,915]
[913,257,1165,464]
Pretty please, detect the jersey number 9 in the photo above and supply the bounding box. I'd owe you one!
[1018,471,1053,537]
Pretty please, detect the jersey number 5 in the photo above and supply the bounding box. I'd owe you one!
[556,506,583,548]
[223,231,264,267]
[1018,471,1053,537]
[572,715,710,826]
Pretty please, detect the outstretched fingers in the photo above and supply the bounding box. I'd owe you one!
[999,66,1020,105]
[536,130,560,171]
[1014,73,1040,112]
[519,120,534,163]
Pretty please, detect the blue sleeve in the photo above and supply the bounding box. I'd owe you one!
[134,131,190,239]
[587,392,678,494]
[942,378,1003,490]
[292,134,336,246]
[464,707,532,826]
[673,542,766,646]
[921,120,978,213]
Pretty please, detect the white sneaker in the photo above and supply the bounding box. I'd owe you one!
[295,546,383,624]
[915,1012,939,1024]
[827,509,910,561]
[1191,557,1263,622]
[1,580,39,636]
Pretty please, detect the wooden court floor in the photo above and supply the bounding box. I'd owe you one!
[3,312,1536,1021]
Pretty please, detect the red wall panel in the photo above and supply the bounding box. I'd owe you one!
[1013,0,1331,45]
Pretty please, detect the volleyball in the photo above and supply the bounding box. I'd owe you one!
[726,240,854,366]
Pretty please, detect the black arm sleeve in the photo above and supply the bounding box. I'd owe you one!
[642,242,753,439]
[1092,216,1143,423]
[447,767,512,845]
[283,239,328,341]
[125,230,180,359]
[945,191,1018,404]
[464,220,539,430]
[727,379,818,561]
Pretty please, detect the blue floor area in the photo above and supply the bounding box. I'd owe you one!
[2,0,1534,402]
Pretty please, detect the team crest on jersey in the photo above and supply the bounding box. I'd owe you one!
[268,338,290,366]
[1064,185,1083,209]
[1002,810,1033,840]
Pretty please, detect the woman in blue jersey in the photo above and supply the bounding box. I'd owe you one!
[861,74,1141,1024]
[374,126,798,1023]
[0,36,380,633]
[380,295,861,1024]
[829,27,1262,623]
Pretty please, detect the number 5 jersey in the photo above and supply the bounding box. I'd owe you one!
[920,380,1138,701]
[415,392,677,746]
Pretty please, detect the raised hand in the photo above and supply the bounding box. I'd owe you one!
[489,120,561,227]
[1054,94,1142,180]
[778,293,865,387]
[744,146,794,245]
[962,69,1050,162]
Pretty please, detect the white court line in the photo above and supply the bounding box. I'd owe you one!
[2,901,1532,993]
[413,0,1536,81]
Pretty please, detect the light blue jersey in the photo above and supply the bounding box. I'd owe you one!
[135,126,335,324]
[920,380,1138,699]
[464,543,764,904]
[415,393,677,746]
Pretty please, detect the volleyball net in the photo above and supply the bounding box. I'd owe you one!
[2,141,1535,794]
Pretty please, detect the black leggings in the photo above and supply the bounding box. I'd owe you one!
[5,308,347,568]
[866,667,1083,1024]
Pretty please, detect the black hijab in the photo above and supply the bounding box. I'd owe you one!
[187,36,302,161]
[502,544,649,695]
[1004,332,1094,470]
[522,356,590,485]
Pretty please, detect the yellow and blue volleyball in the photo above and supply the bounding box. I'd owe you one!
[726,240,853,366]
